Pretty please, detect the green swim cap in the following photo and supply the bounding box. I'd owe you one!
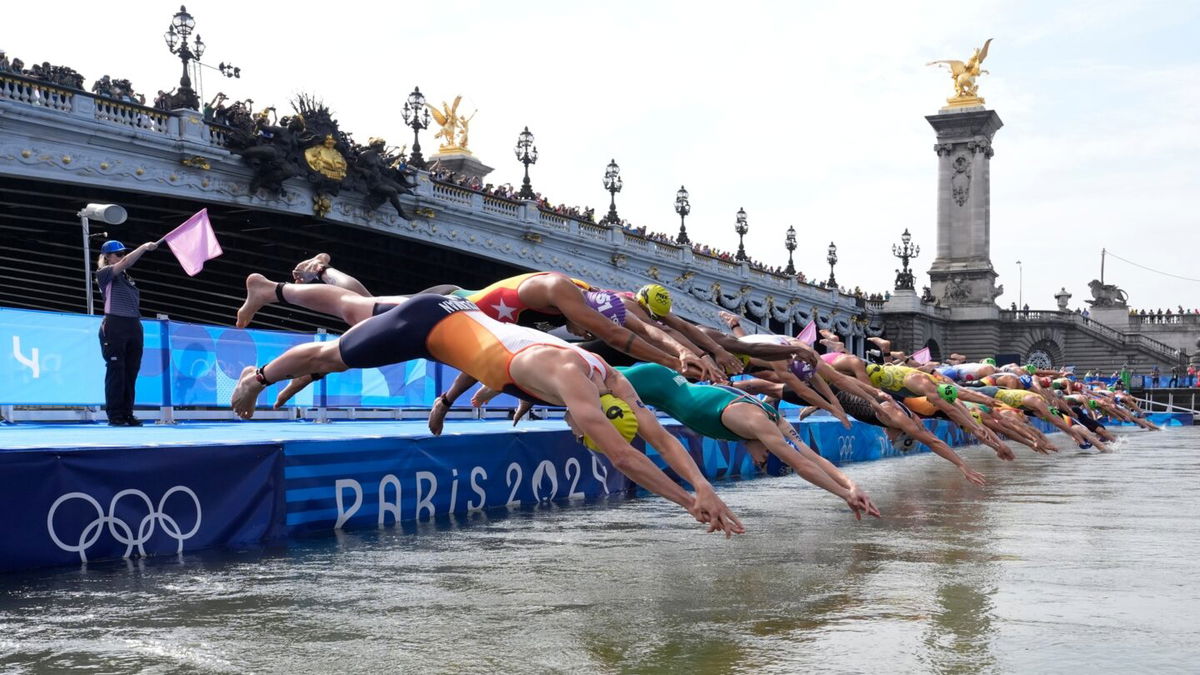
[582,394,639,451]
[937,383,958,403]
[1049,406,1061,416]
[1024,364,1037,374]
[1087,399,1100,410]
[635,284,672,318]
[983,358,997,366]
[1051,380,1064,390]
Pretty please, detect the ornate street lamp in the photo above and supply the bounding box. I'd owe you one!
[402,86,431,169]
[785,225,797,275]
[163,5,204,110]
[734,207,749,261]
[826,241,839,287]
[674,185,691,244]
[891,228,920,290]
[601,159,623,226]
[514,126,538,199]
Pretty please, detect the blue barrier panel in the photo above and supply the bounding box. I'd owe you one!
[0,443,283,572]
[282,429,629,534]
[324,358,437,407]
[168,322,316,408]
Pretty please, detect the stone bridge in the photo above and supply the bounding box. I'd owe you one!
[0,72,880,348]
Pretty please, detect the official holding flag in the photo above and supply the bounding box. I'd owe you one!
[95,239,158,426]
[93,208,223,426]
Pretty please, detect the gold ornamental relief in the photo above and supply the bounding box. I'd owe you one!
[305,134,348,180]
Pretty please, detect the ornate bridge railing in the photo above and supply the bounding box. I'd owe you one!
[0,78,880,339]
[1000,309,1183,359]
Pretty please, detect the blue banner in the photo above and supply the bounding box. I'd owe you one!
[168,322,317,408]
[282,431,628,534]
[0,443,283,571]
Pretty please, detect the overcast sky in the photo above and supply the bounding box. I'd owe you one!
[6,1,1198,310]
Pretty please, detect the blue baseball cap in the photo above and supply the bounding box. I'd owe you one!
[100,240,128,254]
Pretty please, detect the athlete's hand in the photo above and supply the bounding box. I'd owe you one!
[791,344,819,372]
[292,253,332,283]
[847,487,882,519]
[836,411,852,430]
[692,486,744,538]
[681,353,720,383]
[273,374,313,409]
[959,465,987,487]
[993,442,1015,461]
[718,311,742,328]
[797,406,819,421]
[711,347,743,377]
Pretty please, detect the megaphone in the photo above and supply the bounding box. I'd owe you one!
[77,203,127,225]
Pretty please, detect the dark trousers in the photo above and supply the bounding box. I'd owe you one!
[99,315,143,419]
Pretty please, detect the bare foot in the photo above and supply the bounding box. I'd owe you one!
[428,397,448,435]
[236,273,278,329]
[231,365,265,419]
[273,375,313,409]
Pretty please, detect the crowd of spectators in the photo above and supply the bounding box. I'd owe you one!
[1,50,148,105]
[1129,306,1200,322]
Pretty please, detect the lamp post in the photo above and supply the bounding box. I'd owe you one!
[674,185,691,244]
[77,204,128,315]
[514,126,538,199]
[784,225,797,275]
[163,5,204,110]
[826,241,838,287]
[734,207,748,261]
[601,159,623,226]
[891,228,920,290]
[1016,259,1023,309]
[402,86,431,169]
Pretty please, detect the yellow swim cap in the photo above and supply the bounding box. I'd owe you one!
[582,394,639,450]
[635,284,672,318]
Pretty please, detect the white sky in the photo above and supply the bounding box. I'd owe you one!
[5,1,1199,311]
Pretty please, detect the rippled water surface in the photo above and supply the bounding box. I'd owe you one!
[3,427,1199,673]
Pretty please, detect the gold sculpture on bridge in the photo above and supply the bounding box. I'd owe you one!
[428,95,477,154]
[927,38,993,109]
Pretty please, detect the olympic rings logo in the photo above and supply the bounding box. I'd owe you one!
[837,435,855,463]
[46,487,202,562]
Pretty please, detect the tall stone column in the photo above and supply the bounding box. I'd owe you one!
[926,108,1003,309]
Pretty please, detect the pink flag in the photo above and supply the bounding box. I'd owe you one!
[910,347,932,364]
[796,320,817,346]
[162,209,222,276]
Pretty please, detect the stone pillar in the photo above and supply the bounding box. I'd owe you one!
[926,108,1004,307]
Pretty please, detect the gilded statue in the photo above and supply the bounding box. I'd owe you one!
[927,38,993,107]
[427,95,477,153]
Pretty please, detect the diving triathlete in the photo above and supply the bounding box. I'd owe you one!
[230,293,743,536]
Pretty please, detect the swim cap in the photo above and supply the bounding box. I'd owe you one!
[968,407,983,425]
[893,433,917,452]
[1024,364,1037,374]
[788,357,815,382]
[734,352,751,368]
[1087,399,1100,410]
[866,364,882,376]
[582,290,627,326]
[635,284,672,318]
[1038,377,1052,388]
[983,358,997,366]
[1051,379,1065,390]
[937,383,958,403]
[582,394,639,451]
[100,240,128,254]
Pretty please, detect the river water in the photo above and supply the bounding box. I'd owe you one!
[2,427,1198,673]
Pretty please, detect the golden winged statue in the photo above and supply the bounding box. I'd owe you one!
[427,95,476,154]
[927,38,993,107]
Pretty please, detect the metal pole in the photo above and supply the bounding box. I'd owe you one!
[1101,248,1106,285]
[81,215,93,314]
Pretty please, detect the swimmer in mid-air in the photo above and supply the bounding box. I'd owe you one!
[230,293,743,536]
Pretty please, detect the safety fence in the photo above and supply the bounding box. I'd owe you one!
[0,306,523,418]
